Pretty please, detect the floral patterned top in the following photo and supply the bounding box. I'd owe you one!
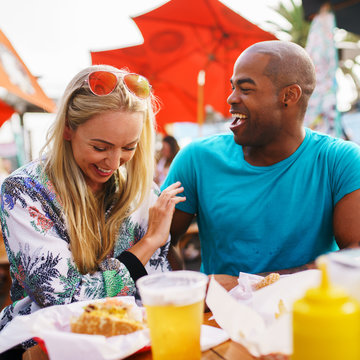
[0,159,170,332]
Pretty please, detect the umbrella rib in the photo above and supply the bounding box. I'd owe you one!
[332,0,360,11]
[139,16,261,36]
[149,41,214,76]
[161,82,196,113]
[134,16,207,29]
[204,0,226,33]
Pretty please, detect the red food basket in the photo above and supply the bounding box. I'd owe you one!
[33,337,151,356]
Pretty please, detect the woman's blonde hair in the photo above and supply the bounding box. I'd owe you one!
[40,64,158,274]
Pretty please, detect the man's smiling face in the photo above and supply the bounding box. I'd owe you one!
[227,52,284,148]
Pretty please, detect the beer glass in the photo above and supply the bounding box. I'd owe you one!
[136,270,208,360]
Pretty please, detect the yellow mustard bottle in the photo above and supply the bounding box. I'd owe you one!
[292,261,360,360]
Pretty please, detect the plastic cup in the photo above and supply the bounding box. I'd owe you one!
[327,249,360,303]
[136,270,208,360]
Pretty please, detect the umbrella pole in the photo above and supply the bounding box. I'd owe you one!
[197,70,205,137]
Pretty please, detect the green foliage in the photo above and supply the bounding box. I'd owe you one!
[268,0,360,109]
[266,0,311,47]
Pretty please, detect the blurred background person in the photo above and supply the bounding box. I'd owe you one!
[154,135,180,186]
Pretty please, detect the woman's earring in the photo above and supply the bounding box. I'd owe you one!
[284,103,288,108]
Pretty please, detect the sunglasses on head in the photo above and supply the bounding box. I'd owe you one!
[86,70,151,99]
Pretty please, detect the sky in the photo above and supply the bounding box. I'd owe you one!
[0,0,290,158]
[0,0,286,99]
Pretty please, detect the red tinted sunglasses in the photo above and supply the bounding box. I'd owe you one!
[86,71,151,99]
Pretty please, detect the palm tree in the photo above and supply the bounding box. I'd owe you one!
[266,0,311,47]
[267,0,360,111]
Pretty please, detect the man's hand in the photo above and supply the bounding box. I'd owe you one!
[204,274,238,313]
[208,274,238,292]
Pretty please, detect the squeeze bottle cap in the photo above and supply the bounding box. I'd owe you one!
[292,256,360,360]
[304,257,349,305]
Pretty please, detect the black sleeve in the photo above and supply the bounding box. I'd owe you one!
[117,251,148,282]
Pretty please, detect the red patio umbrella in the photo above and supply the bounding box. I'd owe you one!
[91,0,277,133]
[0,99,15,128]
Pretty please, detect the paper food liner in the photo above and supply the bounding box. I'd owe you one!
[0,296,229,360]
[206,270,321,358]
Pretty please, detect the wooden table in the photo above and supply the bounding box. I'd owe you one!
[23,312,255,360]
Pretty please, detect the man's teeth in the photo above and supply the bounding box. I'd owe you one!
[232,113,247,119]
[97,166,112,173]
[232,113,247,125]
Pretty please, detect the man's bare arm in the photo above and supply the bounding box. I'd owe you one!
[257,262,317,277]
[333,189,360,249]
[209,274,239,292]
[166,209,194,270]
[169,209,194,246]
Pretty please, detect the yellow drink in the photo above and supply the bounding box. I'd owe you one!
[136,271,208,360]
[145,300,204,360]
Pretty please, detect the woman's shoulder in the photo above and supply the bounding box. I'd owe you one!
[151,180,161,196]
[141,182,160,206]
[2,159,54,198]
[6,159,44,180]
[130,182,159,217]
[119,183,157,229]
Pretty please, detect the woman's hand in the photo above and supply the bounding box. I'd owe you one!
[147,181,186,247]
[128,182,186,264]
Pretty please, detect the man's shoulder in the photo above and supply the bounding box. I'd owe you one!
[184,133,234,151]
[306,128,360,153]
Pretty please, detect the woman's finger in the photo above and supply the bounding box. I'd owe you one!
[161,181,181,191]
[172,195,186,205]
[161,187,184,198]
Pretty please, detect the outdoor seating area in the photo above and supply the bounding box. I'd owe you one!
[0,0,360,360]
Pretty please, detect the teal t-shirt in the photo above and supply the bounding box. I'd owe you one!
[162,128,360,275]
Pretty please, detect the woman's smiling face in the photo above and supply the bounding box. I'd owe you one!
[65,110,144,193]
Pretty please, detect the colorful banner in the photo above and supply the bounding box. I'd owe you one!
[304,10,341,137]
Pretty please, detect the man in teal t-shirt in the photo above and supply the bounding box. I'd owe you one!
[162,41,360,290]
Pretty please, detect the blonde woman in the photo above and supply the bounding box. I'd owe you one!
[0,65,185,345]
